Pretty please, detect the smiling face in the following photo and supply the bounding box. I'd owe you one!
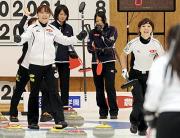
[37,9,50,24]
[37,5,52,24]
[58,10,67,24]
[139,23,153,39]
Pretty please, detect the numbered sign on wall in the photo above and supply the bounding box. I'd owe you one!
[0,0,109,77]
[0,81,16,103]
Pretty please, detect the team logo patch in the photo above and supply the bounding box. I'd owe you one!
[16,74,20,82]
[46,29,53,32]
[29,74,35,82]
[94,33,100,36]
[149,49,157,53]
[149,49,157,57]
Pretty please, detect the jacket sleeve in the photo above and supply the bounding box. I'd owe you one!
[18,15,28,35]
[54,28,77,46]
[87,30,94,53]
[102,26,118,47]
[19,25,33,45]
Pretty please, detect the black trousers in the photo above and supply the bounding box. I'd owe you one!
[40,80,52,114]
[156,112,180,138]
[28,64,64,125]
[92,62,118,116]
[9,65,51,116]
[129,69,149,131]
[10,65,29,117]
[56,63,70,106]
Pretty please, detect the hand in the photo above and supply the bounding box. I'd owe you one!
[24,8,31,16]
[69,51,78,59]
[76,30,87,40]
[122,68,129,79]
[144,111,157,128]
[14,35,21,43]
[95,25,103,34]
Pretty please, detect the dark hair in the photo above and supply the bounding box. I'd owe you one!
[94,11,106,24]
[138,18,154,30]
[37,4,53,16]
[165,24,180,79]
[54,5,69,21]
[28,17,37,26]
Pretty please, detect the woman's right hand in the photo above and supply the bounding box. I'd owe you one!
[24,8,31,16]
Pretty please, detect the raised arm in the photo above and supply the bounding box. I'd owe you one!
[54,28,87,46]
[18,8,31,35]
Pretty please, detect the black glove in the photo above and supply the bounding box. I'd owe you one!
[69,51,78,59]
[95,25,103,35]
[144,110,157,128]
[76,30,87,40]
[14,35,21,43]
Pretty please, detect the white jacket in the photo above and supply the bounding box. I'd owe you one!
[19,21,78,66]
[144,54,180,113]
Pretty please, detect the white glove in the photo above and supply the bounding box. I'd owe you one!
[122,68,129,79]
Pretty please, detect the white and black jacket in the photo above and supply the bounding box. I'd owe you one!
[144,54,180,113]
[19,21,78,66]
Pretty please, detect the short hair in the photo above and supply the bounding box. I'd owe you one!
[37,4,53,16]
[94,11,106,24]
[54,5,69,21]
[28,17,37,26]
[138,18,154,30]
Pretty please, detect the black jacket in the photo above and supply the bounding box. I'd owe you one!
[51,21,74,63]
[87,23,118,63]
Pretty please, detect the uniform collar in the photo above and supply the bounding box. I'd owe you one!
[37,21,50,28]
[55,20,66,30]
[140,36,151,44]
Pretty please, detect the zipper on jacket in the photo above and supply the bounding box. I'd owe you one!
[43,28,46,65]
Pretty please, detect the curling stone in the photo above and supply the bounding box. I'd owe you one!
[65,115,84,127]
[63,106,77,117]
[46,127,64,138]
[3,124,25,138]
[0,114,9,128]
[93,123,115,138]
[63,128,87,138]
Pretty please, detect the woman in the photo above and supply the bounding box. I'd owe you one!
[87,11,119,120]
[144,24,180,138]
[120,18,164,136]
[9,8,53,123]
[51,5,77,108]
[14,5,86,129]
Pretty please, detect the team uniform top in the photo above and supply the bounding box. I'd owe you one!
[19,21,77,66]
[123,37,165,71]
[144,54,180,113]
